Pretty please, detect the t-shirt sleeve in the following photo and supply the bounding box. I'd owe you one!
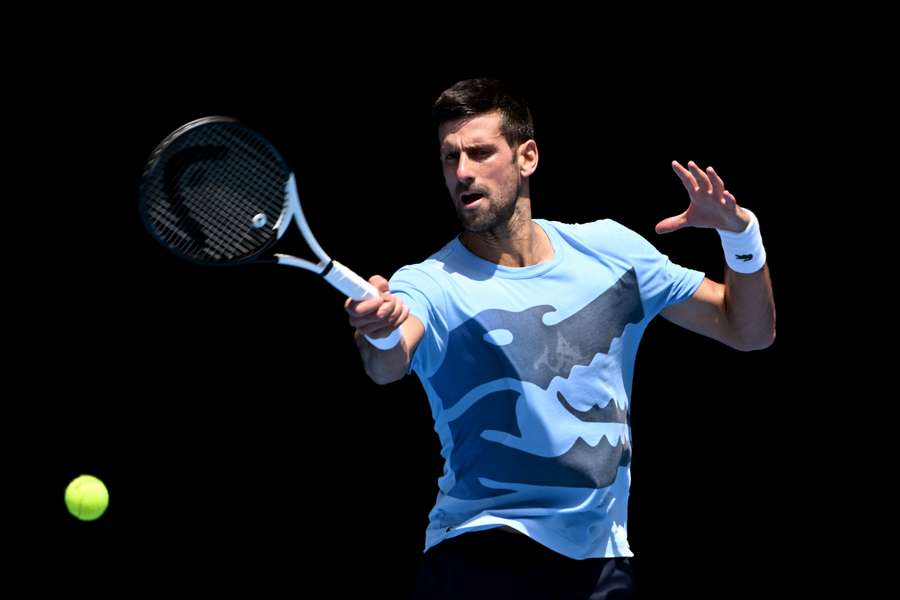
[574,219,706,319]
[388,265,449,376]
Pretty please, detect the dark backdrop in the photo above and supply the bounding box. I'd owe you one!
[9,28,847,598]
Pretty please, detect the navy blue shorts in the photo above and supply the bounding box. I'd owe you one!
[412,528,635,599]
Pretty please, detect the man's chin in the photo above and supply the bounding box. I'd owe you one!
[457,213,493,234]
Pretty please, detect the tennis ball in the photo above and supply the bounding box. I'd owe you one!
[65,475,109,521]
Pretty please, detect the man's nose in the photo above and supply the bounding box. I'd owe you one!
[456,153,475,182]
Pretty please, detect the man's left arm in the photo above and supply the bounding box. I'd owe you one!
[656,160,776,352]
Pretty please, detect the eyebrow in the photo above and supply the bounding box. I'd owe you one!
[440,142,496,153]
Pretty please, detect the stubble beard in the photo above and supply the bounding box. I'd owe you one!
[456,180,522,236]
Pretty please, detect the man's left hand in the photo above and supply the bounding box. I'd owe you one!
[656,160,751,234]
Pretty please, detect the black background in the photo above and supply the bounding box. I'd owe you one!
[9,20,859,598]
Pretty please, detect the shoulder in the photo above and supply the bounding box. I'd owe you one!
[387,238,462,310]
[391,238,455,284]
[543,217,631,238]
[542,217,651,255]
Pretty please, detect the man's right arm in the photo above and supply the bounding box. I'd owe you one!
[345,275,426,385]
[353,316,424,385]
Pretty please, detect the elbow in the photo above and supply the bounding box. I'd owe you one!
[734,328,776,352]
[365,365,405,386]
[369,373,403,386]
[729,305,777,352]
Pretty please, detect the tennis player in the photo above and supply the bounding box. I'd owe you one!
[345,79,776,599]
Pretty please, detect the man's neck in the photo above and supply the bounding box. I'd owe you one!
[460,204,553,268]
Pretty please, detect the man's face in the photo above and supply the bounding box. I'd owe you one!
[439,111,524,233]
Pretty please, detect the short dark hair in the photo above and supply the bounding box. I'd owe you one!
[432,78,534,149]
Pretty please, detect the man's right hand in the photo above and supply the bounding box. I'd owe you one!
[344,275,410,340]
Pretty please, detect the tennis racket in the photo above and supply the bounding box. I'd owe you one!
[138,116,401,349]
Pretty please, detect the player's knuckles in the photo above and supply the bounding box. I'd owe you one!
[389,301,403,320]
[356,298,383,315]
[348,307,369,319]
[385,301,405,324]
[376,302,396,319]
[350,313,380,327]
[368,275,389,291]
[345,297,368,313]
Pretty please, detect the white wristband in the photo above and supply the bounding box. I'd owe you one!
[717,208,766,274]
[365,328,402,350]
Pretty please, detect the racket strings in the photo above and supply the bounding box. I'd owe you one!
[173,127,283,258]
[148,155,276,260]
[142,122,290,263]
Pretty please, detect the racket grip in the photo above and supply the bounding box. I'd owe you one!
[324,260,402,351]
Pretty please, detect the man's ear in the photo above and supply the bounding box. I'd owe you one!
[518,140,538,177]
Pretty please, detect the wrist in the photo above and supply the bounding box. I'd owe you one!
[717,208,766,274]
[720,207,752,234]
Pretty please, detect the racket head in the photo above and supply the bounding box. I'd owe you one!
[139,116,293,265]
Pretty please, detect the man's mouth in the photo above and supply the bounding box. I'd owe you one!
[460,192,484,207]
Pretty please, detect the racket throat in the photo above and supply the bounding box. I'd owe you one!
[274,253,329,272]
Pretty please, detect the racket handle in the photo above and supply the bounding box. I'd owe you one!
[324,261,402,350]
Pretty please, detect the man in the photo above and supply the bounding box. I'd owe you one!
[345,79,775,599]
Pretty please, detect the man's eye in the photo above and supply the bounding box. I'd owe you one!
[443,153,459,162]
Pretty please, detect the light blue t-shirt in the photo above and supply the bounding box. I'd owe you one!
[389,218,705,560]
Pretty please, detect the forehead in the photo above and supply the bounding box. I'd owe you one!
[438,111,506,147]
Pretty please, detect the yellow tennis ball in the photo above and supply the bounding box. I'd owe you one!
[65,475,109,521]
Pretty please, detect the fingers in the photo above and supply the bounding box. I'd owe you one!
[687,161,713,193]
[376,293,397,319]
[377,293,408,327]
[675,160,731,202]
[655,211,689,234]
[369,274,390,294]
[672,160,699,192]
[348,298,386,327]
[704,165,737,208]
[344,274,409,336]
[380,293,405,323]
[666,162,737,233]
[367,303,410,339]
[346,295,381,319]
[345,274,390,316]
[707,165,725,201]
